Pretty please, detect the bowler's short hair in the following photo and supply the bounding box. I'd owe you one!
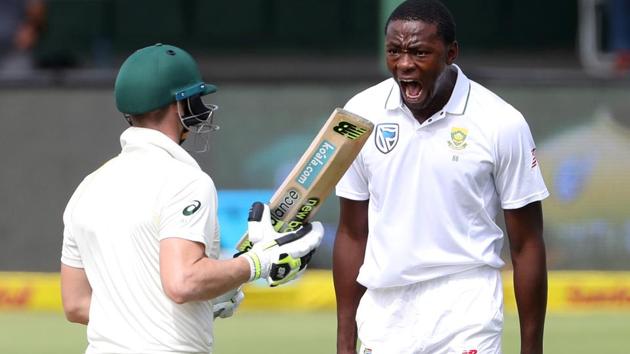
[385,0,456,44]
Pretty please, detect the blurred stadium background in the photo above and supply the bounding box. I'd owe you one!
[1,0,629,353]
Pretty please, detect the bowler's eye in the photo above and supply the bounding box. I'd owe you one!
[411,49,428,57]
[387,48,401,56]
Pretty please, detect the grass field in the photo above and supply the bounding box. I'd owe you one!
[0,311,627,354]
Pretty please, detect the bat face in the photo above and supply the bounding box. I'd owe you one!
[236,108,373,252]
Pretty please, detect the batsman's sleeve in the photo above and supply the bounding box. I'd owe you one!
[494,112,549,209]
[158,173,219,256]
[61,226,83,268]
[60,179,89,268]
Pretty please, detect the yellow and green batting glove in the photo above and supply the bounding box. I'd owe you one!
[239,202,323,287]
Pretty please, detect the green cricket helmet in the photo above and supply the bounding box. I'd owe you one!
[114,43,217,116]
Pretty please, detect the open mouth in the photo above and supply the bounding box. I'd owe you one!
[399,79,423,101]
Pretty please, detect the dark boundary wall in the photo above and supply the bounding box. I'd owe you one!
[2,82,630,271]
[34,0,578,68]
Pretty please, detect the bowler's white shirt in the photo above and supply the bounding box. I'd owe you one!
[62,127,220,354]
[336,66,549,289]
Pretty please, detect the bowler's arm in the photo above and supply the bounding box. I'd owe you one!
[60,264,92,325]
[333,197,369,354]
[504,201,547,354]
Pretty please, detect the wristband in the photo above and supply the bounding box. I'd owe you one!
[242,253,260,282]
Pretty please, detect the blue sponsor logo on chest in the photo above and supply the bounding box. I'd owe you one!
[375,123,399,154]
[296,140,336,188]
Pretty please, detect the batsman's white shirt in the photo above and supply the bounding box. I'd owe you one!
[336,65,549,289]
[62,127,220,354]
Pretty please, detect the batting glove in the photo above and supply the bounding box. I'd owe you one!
[211,287,244,319]
[240,202,324,287]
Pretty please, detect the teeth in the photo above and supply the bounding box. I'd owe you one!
[400,80,421,99]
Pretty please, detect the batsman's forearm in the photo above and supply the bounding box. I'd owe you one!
[333,231,367,353]
[189,257,251,300]
[512,239,547,354]
[163,257,251,304]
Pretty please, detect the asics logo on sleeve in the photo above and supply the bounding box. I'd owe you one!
[183,200,201,216]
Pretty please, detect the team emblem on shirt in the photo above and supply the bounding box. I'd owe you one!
[375,123,399,154]
[182,200,201,216]
[447,127,469,150]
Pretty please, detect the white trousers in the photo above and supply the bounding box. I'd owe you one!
[357,266,503,354]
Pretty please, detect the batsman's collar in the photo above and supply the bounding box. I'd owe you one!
[385,64,471,116]
[120,127,200,169]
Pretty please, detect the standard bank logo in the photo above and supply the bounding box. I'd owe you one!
[296,140,336,188]
[375,123,399,154]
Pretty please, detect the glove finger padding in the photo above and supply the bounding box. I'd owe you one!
[240,203,324,287]
[267,222,324,287]
[282,222,324,258]
[246,201,276,244]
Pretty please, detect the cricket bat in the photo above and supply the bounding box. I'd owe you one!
[236,108,374,252]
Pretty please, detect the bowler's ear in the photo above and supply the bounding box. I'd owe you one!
[447,40,459,64]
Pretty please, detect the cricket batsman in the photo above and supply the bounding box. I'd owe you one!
[60,43,324,354]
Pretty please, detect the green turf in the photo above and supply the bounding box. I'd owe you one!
[504,312,630,354]
[0,310,627,353]
[0,311,87,354]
